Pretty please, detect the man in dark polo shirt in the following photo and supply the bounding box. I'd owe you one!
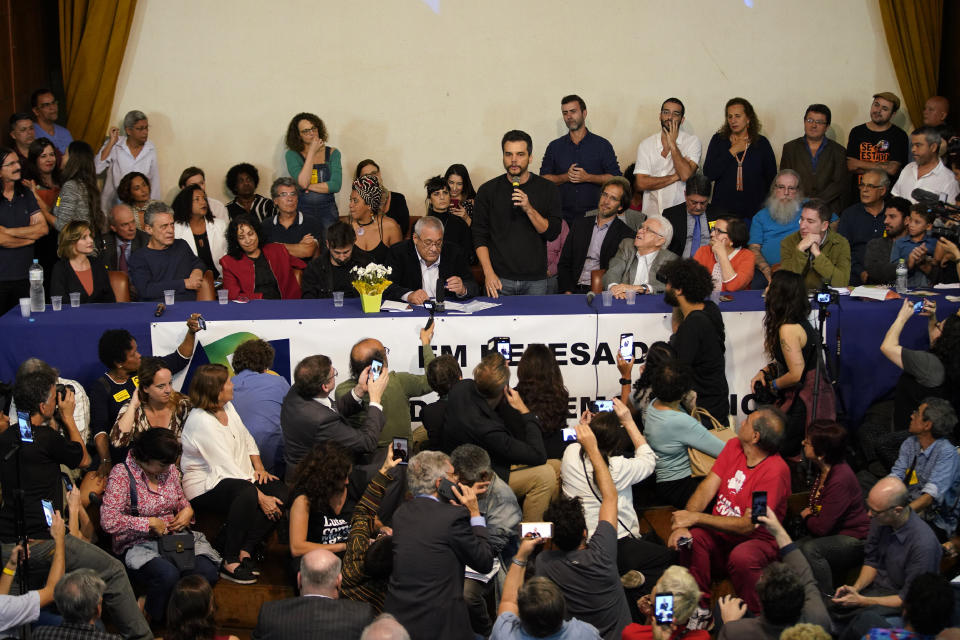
[473,130,562,297]
[838,168,889,284]
[0,148,47,315]
[262,177,322,261]
[540,94,621,223]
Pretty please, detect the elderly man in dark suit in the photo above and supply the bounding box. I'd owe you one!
[101,204,148,273]
[253,549,374,640]
[279,353,390,482]
[384,216,477,304]
[557,176,634,293]
[384,450,493,640]
[601,214,679,297]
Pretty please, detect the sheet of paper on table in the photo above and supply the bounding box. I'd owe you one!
[380,300,413,312]
[444,300,501,313]
[849,286,894,301]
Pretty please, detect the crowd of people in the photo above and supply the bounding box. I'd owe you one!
[1,88,960,640]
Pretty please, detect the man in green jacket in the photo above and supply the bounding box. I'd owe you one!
[779,197,851,289]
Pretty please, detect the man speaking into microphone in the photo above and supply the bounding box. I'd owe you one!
[779,197,851,288]
[472,130,562,297]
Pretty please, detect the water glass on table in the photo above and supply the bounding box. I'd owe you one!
[601,290,613,307]
[19,298,30,318]
[333,291,344,307]
[163,290,176,305]
[218,290,228,305]
[51,296,62,311]
[69,292,81,308]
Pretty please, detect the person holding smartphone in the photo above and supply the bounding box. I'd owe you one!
[0,511,65,637]
[621,566,710,640]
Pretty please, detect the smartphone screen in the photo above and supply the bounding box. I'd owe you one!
[654,593,674,624]
[592,399,613,413]
[370,359,383,382]
[619,333,634,360]
[17,411,33,443]
[751,491,768,523]
[41,499,54,527]
[913,300,925,314]
[520,522,553,538]
[560,427,577,442]
[197,316,207,331]
[392,437,409,465]
[496,338,511,360]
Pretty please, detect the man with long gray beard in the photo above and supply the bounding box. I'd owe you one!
[747,169,804,287]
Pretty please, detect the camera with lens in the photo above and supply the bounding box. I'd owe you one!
[56,383,74,402]
[932,224,960,245]
[814,286,839,307]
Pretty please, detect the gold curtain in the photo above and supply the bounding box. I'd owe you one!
[59,0,138,147]
[878,0,943,129]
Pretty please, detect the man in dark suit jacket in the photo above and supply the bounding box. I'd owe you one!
[384,215,478,303]
[102,204,149,272]
[253,549,374,640]
[662,173,712,259]
[557,176,635,293]
[280,353,390,482]
[384,450,493,640]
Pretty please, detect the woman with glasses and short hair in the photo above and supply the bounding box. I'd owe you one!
[692,216,754,291]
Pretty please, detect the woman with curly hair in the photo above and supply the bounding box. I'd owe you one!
[116,171,155,229]
[515,344,570,460]
[703,97,777,220]
[750,270,832,458]
[173,183,228,278]
[284,112,342,230]
[219,213,304,300]
[165,574,238,640]
[356,159,409,236]
[224,162,277,222]
[348,173,402,264]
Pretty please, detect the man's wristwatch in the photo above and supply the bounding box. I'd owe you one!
[619,378,631,386]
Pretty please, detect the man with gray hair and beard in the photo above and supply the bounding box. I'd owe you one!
[748,169,804,287]
[384,451,492,640]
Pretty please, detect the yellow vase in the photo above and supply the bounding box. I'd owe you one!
[360,293,382,313]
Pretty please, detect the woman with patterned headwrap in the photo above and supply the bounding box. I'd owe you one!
[349,174,401,265]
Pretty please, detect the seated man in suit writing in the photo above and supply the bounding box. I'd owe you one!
[384,215,477,304]
[556,176,634,293]
[127,201,206,302]
[252,549,374,640]
[601,214,679,297]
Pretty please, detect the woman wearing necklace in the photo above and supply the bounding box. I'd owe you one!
[356,159,410,236]
[703,97,776,222]
[49,220,115,304]
[349,174,401,265]
[110,357,192,452]
[173,184,228,278]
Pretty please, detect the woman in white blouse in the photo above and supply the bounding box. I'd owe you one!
[171,184,228,280]
[180,364,289,585]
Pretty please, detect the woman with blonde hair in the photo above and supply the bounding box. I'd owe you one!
[49,220,115,303]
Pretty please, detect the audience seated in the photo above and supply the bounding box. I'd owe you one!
[892,127,959,204]
[180,364,290,585]
[96,110,161,212]
[420,175,474,262]
[513,344,571,462]
[100,429,219,623]
[618,341,694,418]
[116,171,156,230]
[642,359,725,508]
[703,97,777,220]
[0,369,151,640]
[662,173,711,259]
[668,406,790,624]
[384,450,492,640]
[556,176,634,293]
[356,160,409,237]
[716,510,831,640]
[621,565,709,640]
[779,197,851,288]
[601,215,678,296]
[539,422,631,640]
[845,93,909,198]
[891,205,938,287]
[831,477,942,640]
[225,162,277,222]
[473,130,562,297]
[444,164,477,227]
[172,184,228,279]
[442,353,555,521]
[796,421,870,595]
[748,169,804,288]
[633,97,701,217]
[0,510,65,637]
[861,573,955,639]
[177,166,229,224]
[128,202,207,302]
[261,177,322,261]
[229,338,289,478]
[349,173,402,264]
[780,103,848,216]
[109,356,191,453]
[838,168,890,284]
[383,215,477,304]
[662,258,729,424]
[451,444,522,637]
[164,574,239,640]
[30,88,72,152]
[863,197,911,285]
[419,354,461,451]
[301,220,371,299]
[692,215,754,291]
[31,570,120,640]
[50,220,115,304]
[285,113,343,231]
[220,213,304,300]
[102,204,148,275]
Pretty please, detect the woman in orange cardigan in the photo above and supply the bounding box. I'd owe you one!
[693,216,754,291]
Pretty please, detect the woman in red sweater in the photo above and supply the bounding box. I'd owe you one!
[219,213,305,300]
[692,216,754,291]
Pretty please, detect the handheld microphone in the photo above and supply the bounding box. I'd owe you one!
[511,178,521,212]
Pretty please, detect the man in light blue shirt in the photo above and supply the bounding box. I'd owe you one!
[30,89,72,153]
[748,169,803,287]
[230,338,290,477]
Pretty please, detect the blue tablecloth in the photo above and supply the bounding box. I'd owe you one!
[1,290,955,425]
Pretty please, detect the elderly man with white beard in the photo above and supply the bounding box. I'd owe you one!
[747,169,804,288]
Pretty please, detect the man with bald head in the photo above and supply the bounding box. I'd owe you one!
[923,96,950,132]
[361,614,410,640]
[831,477,942,640]
[253,549,374,640]
[102,204,148,274]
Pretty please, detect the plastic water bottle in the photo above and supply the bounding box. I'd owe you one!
[895,258,908,294]
[29,259,45,312]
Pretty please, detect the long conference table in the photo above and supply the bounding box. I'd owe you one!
[1,289,955,427]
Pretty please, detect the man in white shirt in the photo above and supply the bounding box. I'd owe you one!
[602,214,679,296]
[178,166,230,224]
[95,110,161,212]
[634,98,702,216]
[892,126,960,204]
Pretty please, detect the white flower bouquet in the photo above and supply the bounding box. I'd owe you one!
[351,263,393,296]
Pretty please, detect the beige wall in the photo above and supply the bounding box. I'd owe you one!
[110,0,906,213]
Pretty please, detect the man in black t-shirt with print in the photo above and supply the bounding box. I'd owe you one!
[846,92,909,201]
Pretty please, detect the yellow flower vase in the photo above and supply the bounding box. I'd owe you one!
[360,293,382,313]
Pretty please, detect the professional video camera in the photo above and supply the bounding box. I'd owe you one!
[912,188,960,221]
